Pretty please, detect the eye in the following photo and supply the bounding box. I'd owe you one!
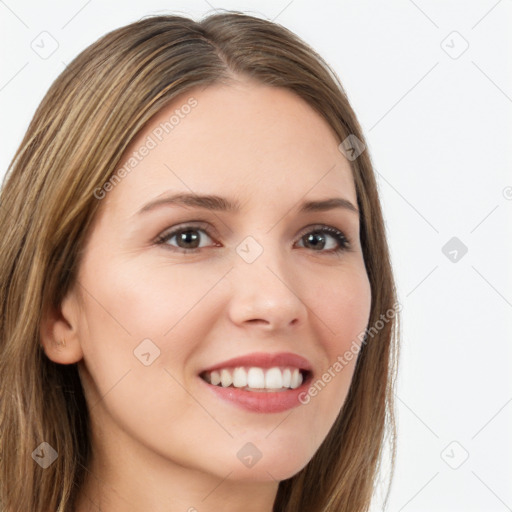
[155,222,351,255]
[155,223,217,253]
[296,225,351,254]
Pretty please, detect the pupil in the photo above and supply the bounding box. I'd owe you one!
[179,230,199,248]
[305,232,325,250]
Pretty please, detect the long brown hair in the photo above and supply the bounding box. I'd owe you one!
[0,11,400,511]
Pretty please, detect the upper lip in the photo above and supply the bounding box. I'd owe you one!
[199,352,313,374]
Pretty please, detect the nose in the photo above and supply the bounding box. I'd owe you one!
[227,242,308,332]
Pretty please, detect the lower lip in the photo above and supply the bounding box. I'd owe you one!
[198,373,312,413]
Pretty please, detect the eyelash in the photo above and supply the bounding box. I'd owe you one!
[154,222,352,255]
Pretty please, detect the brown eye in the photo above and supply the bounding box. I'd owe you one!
[296,226,350,254]
[156,225,215,252]
[155,223,350,255]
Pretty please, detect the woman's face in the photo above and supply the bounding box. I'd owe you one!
[63,78,371,484]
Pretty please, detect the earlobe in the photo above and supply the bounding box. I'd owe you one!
[39,293,84,365]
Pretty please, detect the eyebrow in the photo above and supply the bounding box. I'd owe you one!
[136,192,359,216]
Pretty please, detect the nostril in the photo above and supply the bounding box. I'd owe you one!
[247,319,268,325]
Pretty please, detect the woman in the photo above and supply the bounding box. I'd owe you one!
[0,11,400,512]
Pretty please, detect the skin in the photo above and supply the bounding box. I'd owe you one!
[41,77,372,512]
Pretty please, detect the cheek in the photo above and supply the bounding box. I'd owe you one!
[77,253,220,347]
[316,264,372,349]
[75,258,214,456]
[74,258,212,414]
[303,265,371,427]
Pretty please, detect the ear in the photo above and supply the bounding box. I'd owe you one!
[40,289,84,365]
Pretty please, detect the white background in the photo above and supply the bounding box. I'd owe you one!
[1,1,511,510]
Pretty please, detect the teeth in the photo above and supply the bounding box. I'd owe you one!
[202,366,305,390]
[232,367,247,387]
[210,370,221,386]
[282,368,291,387]
[220,369,232,387]
[265,368,283,389]
[290,368,302,389]
[247,367,265,388]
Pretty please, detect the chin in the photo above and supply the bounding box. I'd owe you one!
[210,443,314,483]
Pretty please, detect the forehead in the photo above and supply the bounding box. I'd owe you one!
[101,79,356,217]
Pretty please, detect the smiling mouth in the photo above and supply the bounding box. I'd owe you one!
[199,366,311,392]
